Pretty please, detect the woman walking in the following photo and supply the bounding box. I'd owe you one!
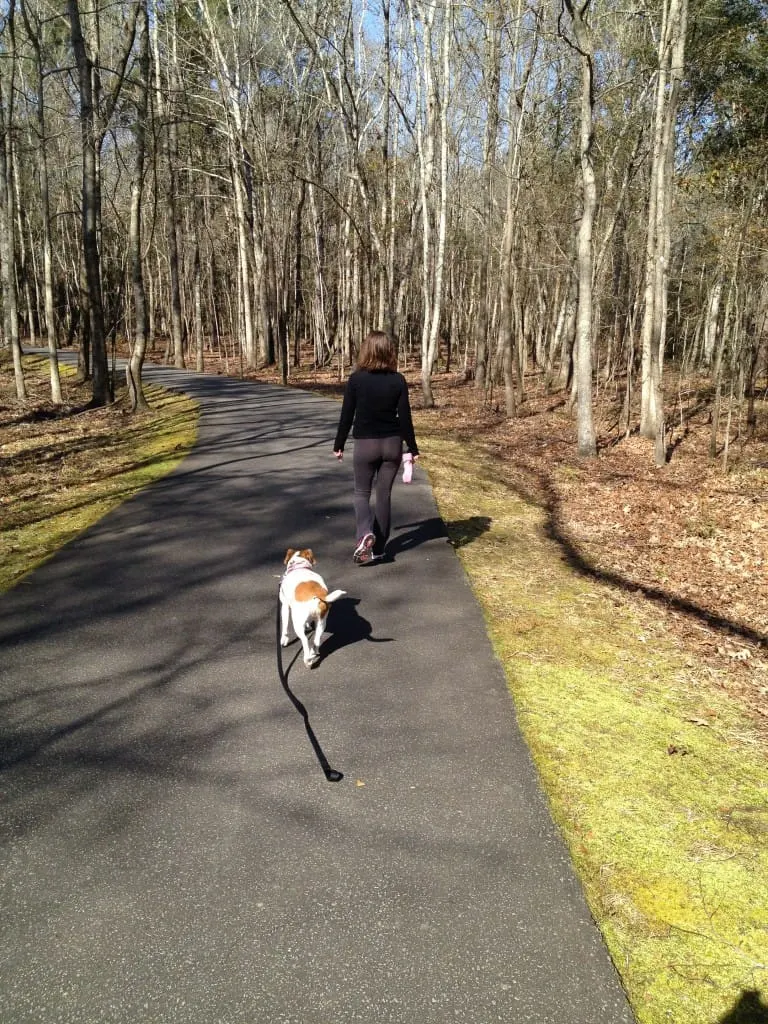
[333,331,419,564]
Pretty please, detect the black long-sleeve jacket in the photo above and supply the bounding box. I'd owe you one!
[333,369,419,456]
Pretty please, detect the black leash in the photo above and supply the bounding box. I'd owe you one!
[275,587,343,783]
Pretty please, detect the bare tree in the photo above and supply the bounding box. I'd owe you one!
[406,0,451,407]
[197,0,262,368]
[561,0,597,456]
[473,2,502,395]
[150,2,184,369]
[68,0,138,406]
[0,0,762,471]
[0,0,26,401]
[19,0,63,403]
[126,0,150,411]
[638,0,689,465]
[496,0,540,417]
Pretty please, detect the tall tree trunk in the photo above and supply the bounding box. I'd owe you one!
[407,0,437,406]
[380,0,396,340]
[475,4,502,396]
[421,1,451,402]
[20,0,63,403]
[198,0,259,368]
[193,227,204,374]
[496,0,538,417]
[703,274,723,365]
[69,0,110,406]
[639,0,688,466]
[563,0,597,457]
[0,3,26,401]
[253,195,271,366]
[151,5,184,369]
[126,0,150,411]
[291,177,305,376]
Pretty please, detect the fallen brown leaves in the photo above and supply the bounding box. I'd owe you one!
[421,369,768,733]
[0,357,126,522]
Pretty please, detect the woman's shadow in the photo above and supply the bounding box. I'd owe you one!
[718,991,768,1024]
[386,515,491,559]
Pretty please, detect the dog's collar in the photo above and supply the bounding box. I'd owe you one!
[283,557,314,576]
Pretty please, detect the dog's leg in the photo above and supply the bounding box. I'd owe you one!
[304,626,321,667]
[280,595,291,648]
[293,608,319,667]
[312,615,326,661]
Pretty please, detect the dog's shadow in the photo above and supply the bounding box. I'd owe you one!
[321,596,393,660]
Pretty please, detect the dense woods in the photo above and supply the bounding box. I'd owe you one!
[0,0,766,462]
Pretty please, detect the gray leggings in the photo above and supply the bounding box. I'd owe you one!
[352,435,402,552]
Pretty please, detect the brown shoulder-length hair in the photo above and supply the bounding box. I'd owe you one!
[356,331,397,371]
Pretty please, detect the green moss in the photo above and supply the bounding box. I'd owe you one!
[420,434,768,1024]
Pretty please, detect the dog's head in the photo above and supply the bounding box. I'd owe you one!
[284,547,316,567]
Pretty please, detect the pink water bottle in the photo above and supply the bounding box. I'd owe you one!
[402,452,413,483]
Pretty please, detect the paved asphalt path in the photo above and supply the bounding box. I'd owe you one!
[0,365,635,1024]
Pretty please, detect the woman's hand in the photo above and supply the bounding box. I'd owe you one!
[334,450,344,461]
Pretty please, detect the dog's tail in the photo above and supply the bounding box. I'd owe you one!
[312,590,345,620]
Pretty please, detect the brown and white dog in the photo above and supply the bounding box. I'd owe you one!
[279,549,346,668]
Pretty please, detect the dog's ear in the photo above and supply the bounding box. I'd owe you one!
[300,548,315,564]
[284,548,296,564]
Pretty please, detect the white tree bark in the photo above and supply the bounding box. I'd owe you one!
[126,0,149,411]
[197,0,260,367]
[474,3,502,394]
[19,0,63,403]
[703,275,723,364]
[0,5,26,400]
[563,0,597,456]
[639,0,689,465]
[405,0,451,407]
[496,0,539,416]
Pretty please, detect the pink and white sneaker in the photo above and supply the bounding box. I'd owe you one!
[353,533,376,564]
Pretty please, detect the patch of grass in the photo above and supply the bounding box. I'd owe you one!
[0,355,198,593]
[419,433,768,1024]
